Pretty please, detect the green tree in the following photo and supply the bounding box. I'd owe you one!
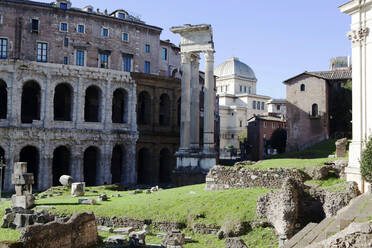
[361,136,372,183]
[238,129,247,143]
[269,128,287,153]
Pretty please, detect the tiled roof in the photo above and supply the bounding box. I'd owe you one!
[307,69,352,80]
[284,69,352,84]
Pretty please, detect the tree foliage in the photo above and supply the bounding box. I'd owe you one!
[361,136,372,183]
[269,128,287,153]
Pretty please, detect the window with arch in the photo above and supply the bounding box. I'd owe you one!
[84,86,101,122]
[300,84,305,91]
[159,93,171,126]
[312,103,318,117]
[21,81,41,123]
[112,88,128,124]
[137,91,151,125]
[54,83,72,121]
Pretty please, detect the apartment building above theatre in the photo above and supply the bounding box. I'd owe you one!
[0,0,163,74]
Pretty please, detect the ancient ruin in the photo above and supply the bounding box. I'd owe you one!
[11,162,35,210]
[171,24,217,172]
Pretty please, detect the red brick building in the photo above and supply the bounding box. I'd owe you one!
[247,115,286,161]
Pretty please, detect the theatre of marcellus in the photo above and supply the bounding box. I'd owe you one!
[0,0,220,191]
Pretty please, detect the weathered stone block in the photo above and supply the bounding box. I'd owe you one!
[19,212,98,248]
[78,199,96,205]
[11,195,35,210]
[107,235,127,244]
[162,229,185,248]
[335,138,348,158]
[113,227,135,234]
[225,238,248,248]
[71,182,85,197]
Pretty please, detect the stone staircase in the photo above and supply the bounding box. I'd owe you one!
[283,193,372,248]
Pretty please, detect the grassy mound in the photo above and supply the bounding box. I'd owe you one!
[0,184,277,247]
[249,139,348,170]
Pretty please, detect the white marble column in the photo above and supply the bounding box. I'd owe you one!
[190,54,200,150]
[203,51,215,153]
[179,52,192,151]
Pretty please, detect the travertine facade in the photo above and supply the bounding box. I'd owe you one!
[0,61,137,191]
[0,0,195,190]
[134,73,181,185]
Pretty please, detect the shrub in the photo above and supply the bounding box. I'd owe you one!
[269,128,287,153]
[361,137,372,183]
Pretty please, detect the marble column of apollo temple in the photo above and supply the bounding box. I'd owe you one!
[171,24,216,172]
[340,0,371,193]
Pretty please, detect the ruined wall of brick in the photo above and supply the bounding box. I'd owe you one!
[0,61,138,191]
[286,75,329,152]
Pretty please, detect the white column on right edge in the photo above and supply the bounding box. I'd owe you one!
[203,50,215,153]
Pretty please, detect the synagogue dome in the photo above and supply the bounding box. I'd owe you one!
[215,57,257,81]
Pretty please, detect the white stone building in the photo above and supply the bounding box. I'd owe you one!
[340,0,372,192]
[267,99,287,117]
[215,57,271,149]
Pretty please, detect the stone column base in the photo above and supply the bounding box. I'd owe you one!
[175,150,216,171]
[174,150,216,186]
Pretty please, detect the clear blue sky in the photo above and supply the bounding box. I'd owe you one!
[39,0,351,99]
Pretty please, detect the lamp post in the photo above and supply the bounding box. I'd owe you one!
[0,157,5,199]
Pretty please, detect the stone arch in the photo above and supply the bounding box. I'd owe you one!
[112,88,128,124]
[21,81,41,123]
[0,80,7,119]
[111,144,126,184]
[171,68,178,78]
[54,83,73,121]
[84,85,102,122]
[159,93,171,126]
[0,146,4,189]
[52,146,71,186]
[177,97,181,127]
[83,146,100,186]
[19,146,39,188]
[312,103,318,117]
[137,147,152,185]
[137,91,151,125]
[159,148,174,184]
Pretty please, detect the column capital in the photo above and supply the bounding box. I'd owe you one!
[181,52,191,64]
[348,27,369,43]
[204,50,215,62]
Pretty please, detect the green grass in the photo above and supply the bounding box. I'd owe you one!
[250,139,348,170]
[97,227,277,248]
[0,184,275,245]
[34,184,271,225]
[305,177,347,192]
